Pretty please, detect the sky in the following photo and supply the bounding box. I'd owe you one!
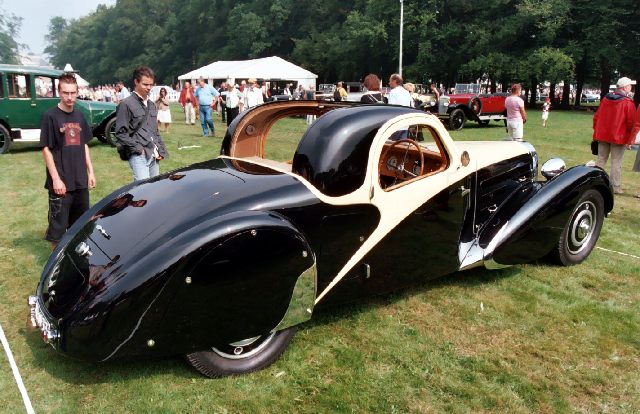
[2,0,117,55]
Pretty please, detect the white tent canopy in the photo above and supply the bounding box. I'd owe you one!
[178,56,317,89]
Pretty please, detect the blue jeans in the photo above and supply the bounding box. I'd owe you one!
[199,105,215,135]
[128,153,159,181]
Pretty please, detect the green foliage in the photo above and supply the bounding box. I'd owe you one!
[0,6,23,64]
[43,0,638,95]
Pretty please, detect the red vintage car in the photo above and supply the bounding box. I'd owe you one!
[424,84,508,131]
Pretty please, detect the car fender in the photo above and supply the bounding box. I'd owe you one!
[480,165,613,266]
[100,210,317,360]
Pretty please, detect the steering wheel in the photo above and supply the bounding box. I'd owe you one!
[380,138,424,185]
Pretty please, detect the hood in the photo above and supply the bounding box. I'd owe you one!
[448,93,476,102]
[76,100,117,126]
[455,141,532,171]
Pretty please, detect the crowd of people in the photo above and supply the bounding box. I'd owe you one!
[78,82,131,102]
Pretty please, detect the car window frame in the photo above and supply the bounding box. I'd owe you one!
[35,76,57,99]
[372,117,452,192]
[7,73,32,99]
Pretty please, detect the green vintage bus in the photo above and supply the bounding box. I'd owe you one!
[0,64,117,154]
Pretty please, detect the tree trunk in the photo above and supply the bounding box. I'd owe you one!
[562,82,571,109]
[529,77,537,108]
[599,62,610,99]
[499,78,508,93]
[549,82,557,106]
[575,59,586,107]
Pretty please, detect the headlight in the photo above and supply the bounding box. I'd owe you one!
[540,158,566,180]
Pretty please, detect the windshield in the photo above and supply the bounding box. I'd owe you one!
[454,84,480,94]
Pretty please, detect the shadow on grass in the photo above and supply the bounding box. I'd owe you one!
[21,326,195,384]
[308,266,521,329]
[20,266,521,383]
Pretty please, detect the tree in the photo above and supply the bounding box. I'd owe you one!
[0,7,23,64]
[44,17,68,60]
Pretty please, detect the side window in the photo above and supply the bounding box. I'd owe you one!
[7,74,31,98]
[379,124,449,190]
[35,76,56,98]
[0,74,4,98]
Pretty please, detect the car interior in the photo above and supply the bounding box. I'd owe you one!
[226,102,449,193]
[378,124,449,191]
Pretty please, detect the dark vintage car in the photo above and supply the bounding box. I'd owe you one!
[0,64,117,154]
[420,83,508,131]
[29,101,613,378]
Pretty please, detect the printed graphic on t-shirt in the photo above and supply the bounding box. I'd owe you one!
[63,122,82,146]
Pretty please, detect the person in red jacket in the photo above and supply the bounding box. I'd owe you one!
[593,76,636,194]
[179,81,198,125]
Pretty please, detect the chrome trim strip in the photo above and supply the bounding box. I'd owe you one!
[273,263,317,332]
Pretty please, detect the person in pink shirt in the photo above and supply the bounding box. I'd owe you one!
[505,84,527,141]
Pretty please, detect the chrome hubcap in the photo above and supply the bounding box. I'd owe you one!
[567,201,596,254]
[212,332,276,360]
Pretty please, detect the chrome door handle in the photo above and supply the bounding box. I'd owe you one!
[30,103,37,107]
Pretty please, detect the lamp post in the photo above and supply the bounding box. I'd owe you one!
[399,0,404,77]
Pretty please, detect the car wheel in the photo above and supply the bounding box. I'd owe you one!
[0,124,11,154]
[449,109,465,130]
[102,117,117,147]
[185,327,297,378]
[554,189,604,266]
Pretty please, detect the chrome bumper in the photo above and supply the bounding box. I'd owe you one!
[28,295,59,345]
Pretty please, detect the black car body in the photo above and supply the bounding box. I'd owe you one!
[30,100,613,377]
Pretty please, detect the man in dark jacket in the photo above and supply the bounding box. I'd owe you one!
[593,76,636,194]
[115,66,168,181]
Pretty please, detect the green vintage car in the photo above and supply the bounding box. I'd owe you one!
[0,64,117,154]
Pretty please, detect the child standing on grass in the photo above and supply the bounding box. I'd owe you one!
[542,97,551,127]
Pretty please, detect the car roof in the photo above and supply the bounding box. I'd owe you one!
[0,64,63,78]
[292,105,423,196]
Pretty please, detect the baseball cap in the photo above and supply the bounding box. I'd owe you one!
[616,77,636,88]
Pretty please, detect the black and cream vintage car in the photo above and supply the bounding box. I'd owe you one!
[29,101,613,378]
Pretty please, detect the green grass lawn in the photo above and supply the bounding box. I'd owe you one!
[0,105,638,413]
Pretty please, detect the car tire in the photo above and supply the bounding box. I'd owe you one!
[0,124,11,154]
[449,109,465,130]
[554,189,604,266]
[185,327,297,378]
[101,117,117,147]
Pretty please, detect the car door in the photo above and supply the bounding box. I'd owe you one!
[5,73,58,131]
[360,115,475,294]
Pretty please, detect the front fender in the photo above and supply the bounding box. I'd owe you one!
[481,165,613,266]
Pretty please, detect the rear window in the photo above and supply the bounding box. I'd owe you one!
[7,74,31,98]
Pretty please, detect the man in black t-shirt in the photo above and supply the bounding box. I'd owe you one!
[40,73,96,249]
